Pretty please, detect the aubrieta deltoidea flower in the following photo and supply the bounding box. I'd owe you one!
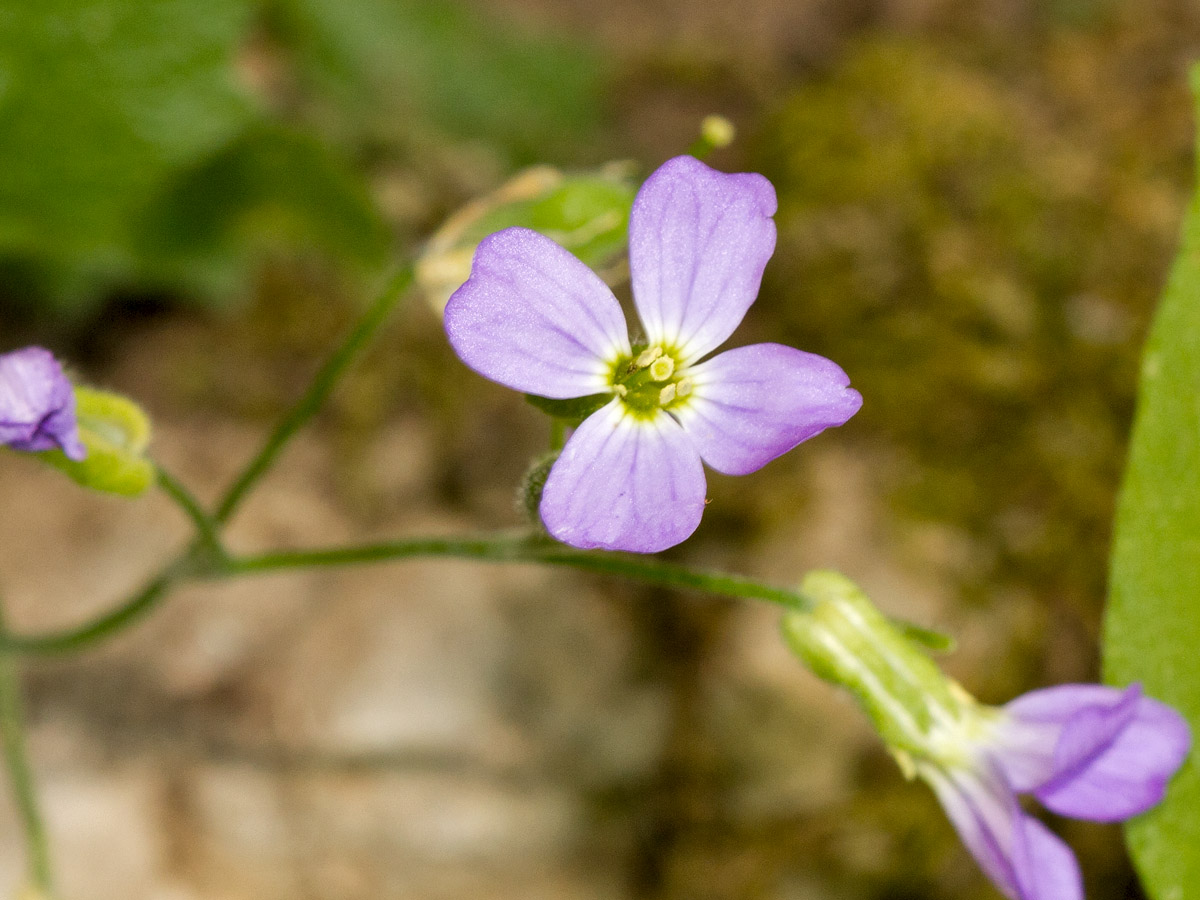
[784,572,1191,900]
[445,156,862,552]
[0,346,86,461]
[921,683,1189,900]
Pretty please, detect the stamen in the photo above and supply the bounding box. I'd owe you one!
[658,383,677,405]
[612,384,628,397]
[634,347,663,369]
[675,377,694,398]
[649,356,675,381]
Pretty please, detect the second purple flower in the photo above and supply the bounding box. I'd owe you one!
[445,156,862,552]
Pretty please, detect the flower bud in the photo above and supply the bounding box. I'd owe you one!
[43,385,156,497]
[419,163,636,314]
[782,570,968,757]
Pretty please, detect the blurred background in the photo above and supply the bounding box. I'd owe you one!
[1,0,1199,897]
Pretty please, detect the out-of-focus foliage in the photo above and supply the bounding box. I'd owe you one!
[0,0,608,319]
[272,0,607,162]
[136,124,392,303]
[0,0,256,315]
[755,37,1186,631]
[1104,65,1200,900]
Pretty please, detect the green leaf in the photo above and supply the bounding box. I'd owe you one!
[1102,64,1200,899]
[41,386,156,497]
[0,0,256,293]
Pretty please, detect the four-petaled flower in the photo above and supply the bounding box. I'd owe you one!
[0,346,86,461]
[445,155,862,552]
[920,683,1190,900]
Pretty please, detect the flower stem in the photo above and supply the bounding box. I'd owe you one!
[155,464,224,555]
[0,604,53,895]
[0,563,185,655]
[218,532,811,609]
[214,264,414,525]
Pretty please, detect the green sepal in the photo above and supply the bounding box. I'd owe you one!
[41,386,155,497]
[894,619,957,654]
[517,451,559,524]
[524,392,613,426]
[783,570,966,756]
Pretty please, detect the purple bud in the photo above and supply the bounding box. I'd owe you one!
[0,347,87,461]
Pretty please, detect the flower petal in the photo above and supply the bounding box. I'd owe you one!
[1010,815,1084,900]
[444,227,631,399]
[1002,684,1192,822]
[0,347,86,461]
[673,343,862,475]
[924,762,1082,900]
[629,156,777,364]
[539,400,707,552]
[925,764,1023,897]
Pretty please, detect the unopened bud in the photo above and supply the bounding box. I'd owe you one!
[701,115,736,149]
[42,386,155,497]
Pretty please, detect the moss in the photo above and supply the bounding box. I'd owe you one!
[752,36,1190,636]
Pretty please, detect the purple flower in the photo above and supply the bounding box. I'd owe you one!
[0,346,86,461]
[920,684,1190,900]
[444,156,862,552]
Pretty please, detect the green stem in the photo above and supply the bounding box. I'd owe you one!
[220,533,810,608]
[0,532,814,656]
[215,264,414,525]
[0,605,53,894]
[0,564,184,656]
[155,465,223,554]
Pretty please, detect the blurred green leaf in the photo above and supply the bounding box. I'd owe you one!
[0,0,256,299]
[1102,65,1200,900]
[418,164,635,312]
[135,123,392,299]
[274,0,606,159]
[42,386,155,496]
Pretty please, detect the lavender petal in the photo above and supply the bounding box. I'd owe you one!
[1011,814,1085,900]
[628,156,777,365]
[673,343,862,475]
[1024,686,1191,822]
[445,227,631,399]
[539,400,707,552]
[926,762,1082,900]
[0,347,86,461]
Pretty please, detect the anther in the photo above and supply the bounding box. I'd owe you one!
[612,384,628,397]
[675,377,694,398]
[634,347,663,369]
[649,356,675,381]
[658,383,677,405]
